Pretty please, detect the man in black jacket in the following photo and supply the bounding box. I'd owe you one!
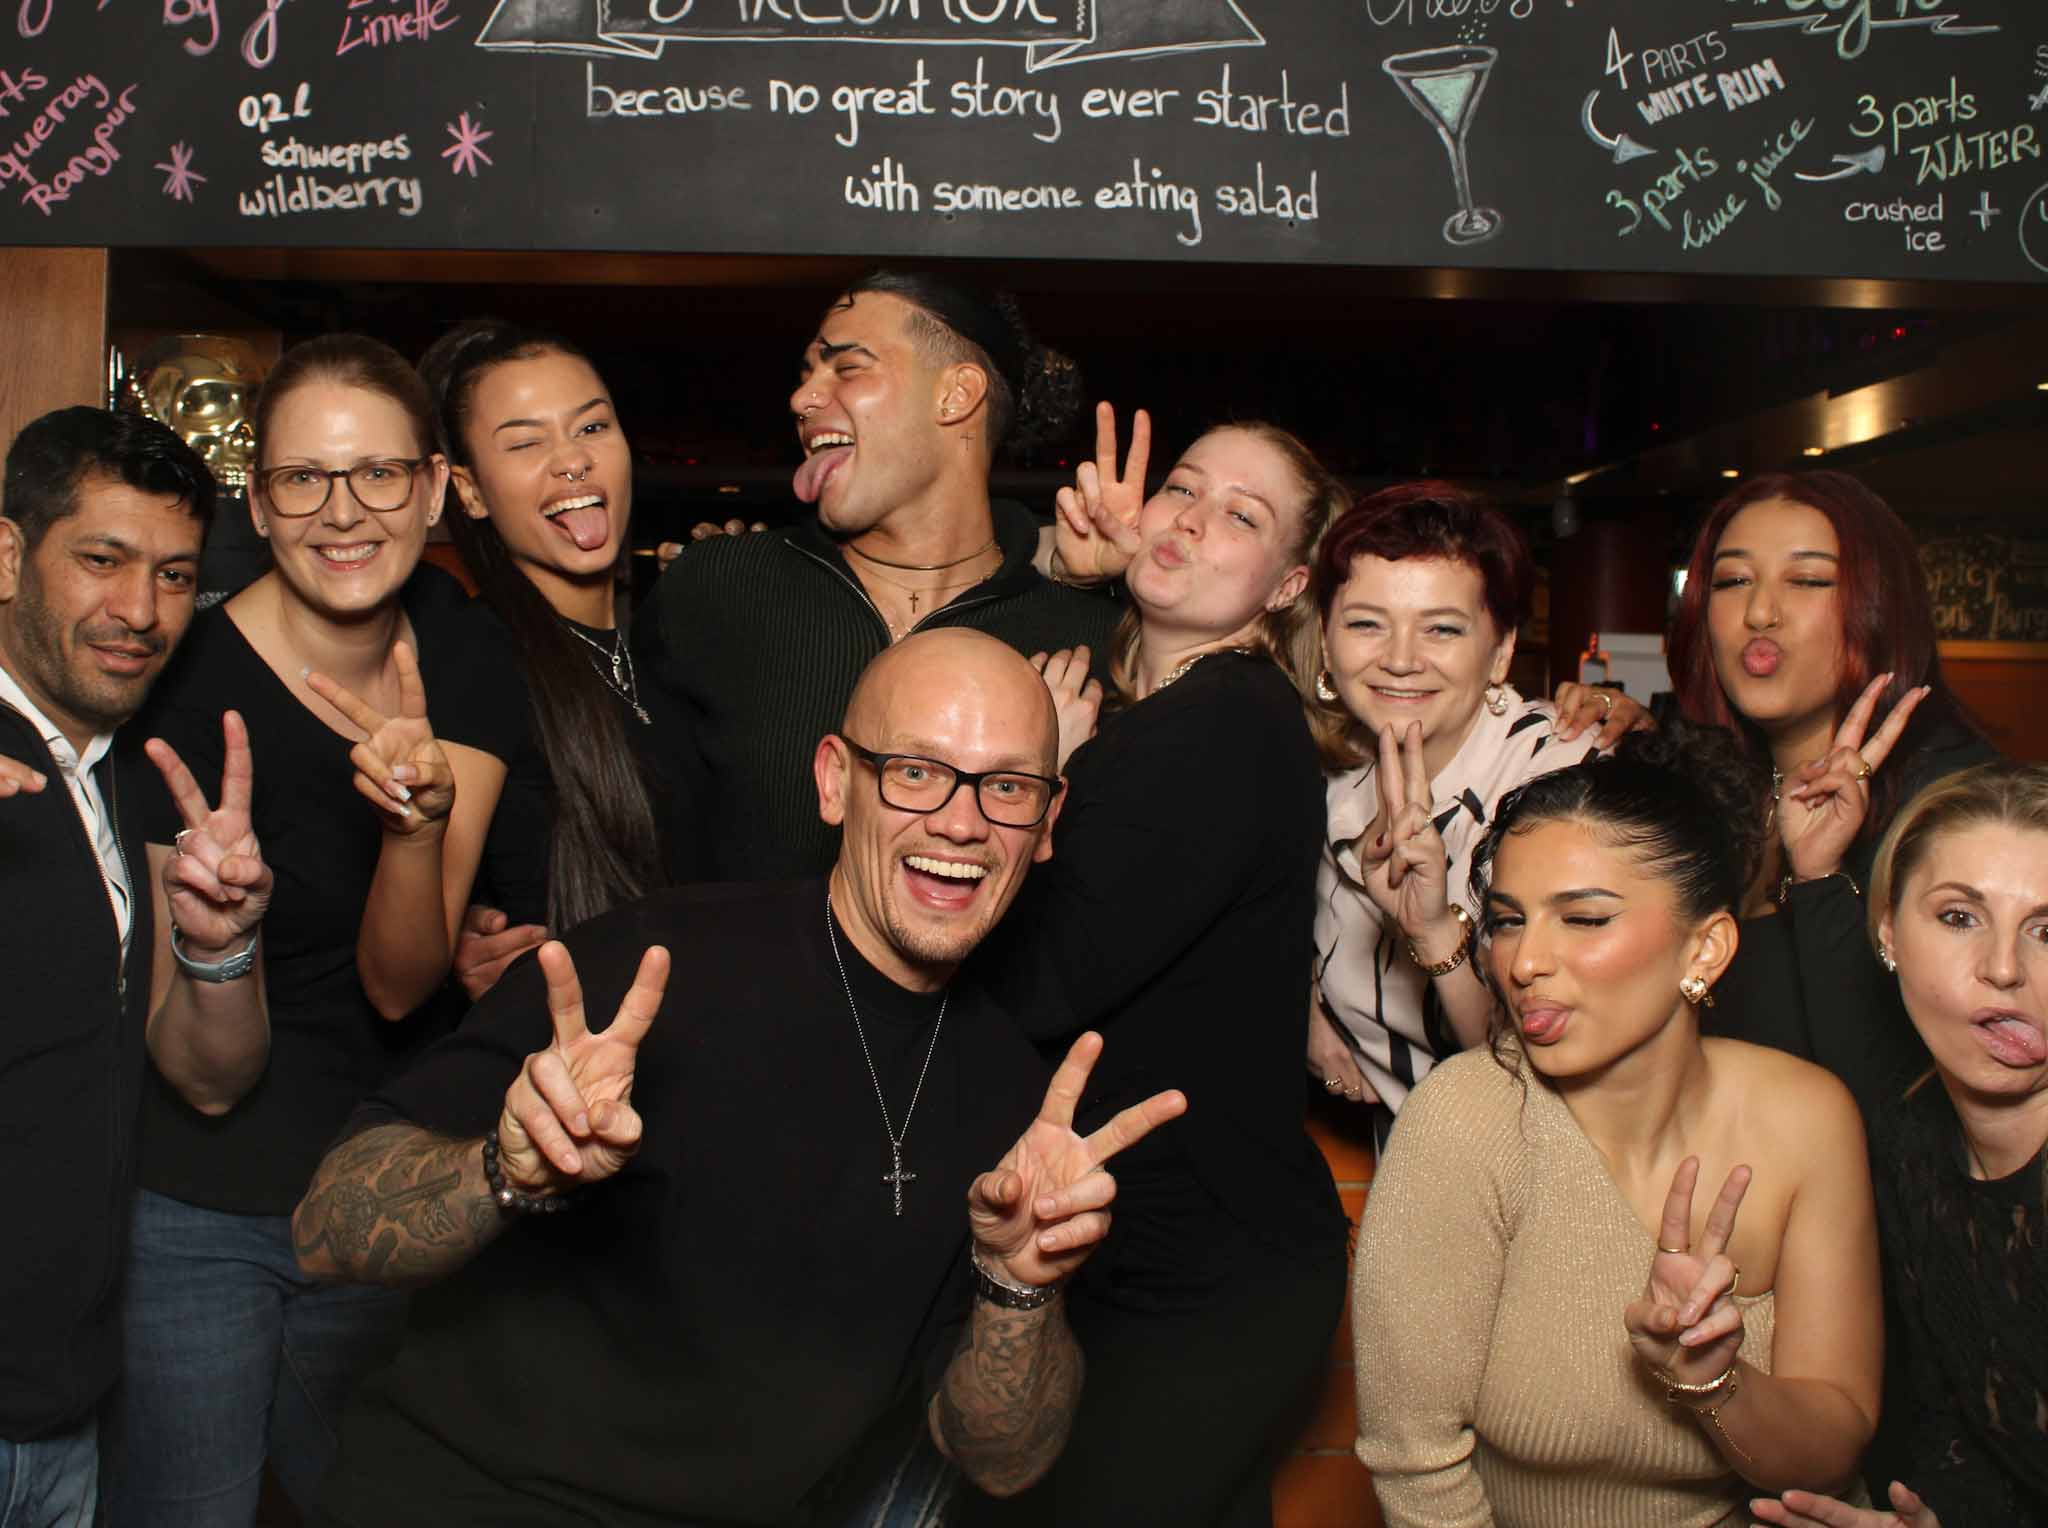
[0,407,273,1522]
[633,270,1119,884]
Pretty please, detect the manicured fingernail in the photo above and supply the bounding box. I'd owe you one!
[387,781,413,803]
[395,803,414,819]
[391,765,416,784]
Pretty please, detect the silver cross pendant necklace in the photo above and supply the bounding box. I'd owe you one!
[825,895,948,1217]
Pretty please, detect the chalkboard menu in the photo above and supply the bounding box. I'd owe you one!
[1916,519,2048,645]
[6,0,2048,277]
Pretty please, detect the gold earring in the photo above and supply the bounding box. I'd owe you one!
[1680,974,1713,1006]
[1316,669,1338,703]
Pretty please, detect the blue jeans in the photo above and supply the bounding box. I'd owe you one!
[0,1420,96,1528]
[101,1190,409,1527]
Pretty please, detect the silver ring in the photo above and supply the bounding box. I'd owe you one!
[173,828,193,857]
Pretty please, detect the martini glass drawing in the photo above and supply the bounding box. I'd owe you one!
[1384,45,1503,246]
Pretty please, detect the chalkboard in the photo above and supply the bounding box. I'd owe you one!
[6,0,2048,279]
[1916,519,2048,644]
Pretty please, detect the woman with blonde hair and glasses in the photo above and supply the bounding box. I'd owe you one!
[1752,763,2048,1528]
[108,335,528,1525]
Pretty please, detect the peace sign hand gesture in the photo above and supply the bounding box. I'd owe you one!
[1052,402,1149,586]
[306,641,454,836]
[495,941,671,1198]
[1780,674,1929,883]
[1625,1156,1753,1386]
[146,711,274,954]
[1359,722,1456,948]
[969,1031,1186,1290]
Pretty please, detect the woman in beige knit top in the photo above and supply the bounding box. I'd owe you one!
[1353,723,1882,1527]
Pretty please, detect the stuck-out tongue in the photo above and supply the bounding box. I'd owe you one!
[552,506,611,551]
[793,445,851,505]
[1983,1016,2048,1065]
[1743,642,1781,678]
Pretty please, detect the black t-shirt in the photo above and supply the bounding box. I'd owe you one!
[317,879,1046,1528]
[135,567,530,1215]
[470,613,706,928]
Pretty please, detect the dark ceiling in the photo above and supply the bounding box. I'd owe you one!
[111,249,2048,538]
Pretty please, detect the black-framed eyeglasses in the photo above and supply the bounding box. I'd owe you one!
[254,457,434,518]
[842,740,1062,828]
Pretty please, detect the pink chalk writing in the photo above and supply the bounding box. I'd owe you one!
[338,0,457,53]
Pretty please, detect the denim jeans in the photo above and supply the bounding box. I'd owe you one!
[0,1419,96,1528]
[101,1190,409,1527]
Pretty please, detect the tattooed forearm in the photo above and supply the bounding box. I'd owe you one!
[932,1296,1084,1497]
[292,1123,504,1286]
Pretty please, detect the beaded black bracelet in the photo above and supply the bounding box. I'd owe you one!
[480,1128,573,1215]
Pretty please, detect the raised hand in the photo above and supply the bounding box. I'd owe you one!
[496,941,669,1197]
[1051,402,1148,586]
[1359,722,1459,951]
[1751,1481,1942,1528]
[0,752,48,795]
[146,711,274,954]
[1030,646,1101,772]
[306,641,454,835]
[1780,674,1930,882]
[1626,1155,1753,1386]
[970,1032,1186,1289]
[1551,681,1652,746]
[454,903,550,1002]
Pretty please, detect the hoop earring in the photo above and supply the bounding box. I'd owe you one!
[1315,669,1338,703]
[1679,974,1714,1007]
[1484,684,1510,717]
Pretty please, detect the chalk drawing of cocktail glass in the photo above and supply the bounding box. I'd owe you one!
[1383,45,1502,246]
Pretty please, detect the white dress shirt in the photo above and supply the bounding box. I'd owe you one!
[0,659,133,959]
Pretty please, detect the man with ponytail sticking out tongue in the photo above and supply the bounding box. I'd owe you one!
[636,269,1118,883]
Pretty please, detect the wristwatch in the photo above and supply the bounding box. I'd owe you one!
[970,1247,1062,1311]
[170,927,258,983]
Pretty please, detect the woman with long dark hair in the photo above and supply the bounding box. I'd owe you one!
[1355,724,1881,1526]
[419,322,700,989]
[1662,471,1996,1103]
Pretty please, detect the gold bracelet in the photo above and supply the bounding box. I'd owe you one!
[1772,867,1862,906]
[1406,904,1472,978]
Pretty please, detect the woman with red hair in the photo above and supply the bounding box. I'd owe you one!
[1665,471,1994,1104]
[1306,481,1610,1146]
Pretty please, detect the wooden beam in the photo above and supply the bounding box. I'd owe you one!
[0,247,110,449]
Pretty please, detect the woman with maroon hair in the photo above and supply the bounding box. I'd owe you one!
[1664,470,1994,1107]
[1306,481,1609,1148]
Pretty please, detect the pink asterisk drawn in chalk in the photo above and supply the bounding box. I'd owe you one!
[155,142,206,203]
[442,113,494,178]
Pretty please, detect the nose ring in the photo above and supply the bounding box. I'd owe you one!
[565,466,587,482]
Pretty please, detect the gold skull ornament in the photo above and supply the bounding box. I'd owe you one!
[125,335,264,490]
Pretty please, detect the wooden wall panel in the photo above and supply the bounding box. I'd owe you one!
[0,247,109,451]
[1943,657,2048,764]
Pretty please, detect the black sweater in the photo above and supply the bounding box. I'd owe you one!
[973,652,1347,1280]
[634,501,1118,882]
[1868,1082,2048,1525]
[0,704,156,1441]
